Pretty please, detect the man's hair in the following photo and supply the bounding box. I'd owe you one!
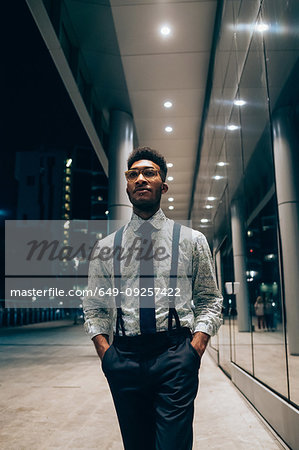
[127,147,168,182]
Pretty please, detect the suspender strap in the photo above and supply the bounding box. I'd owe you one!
[168,223,181,331]
[113,226,125,336]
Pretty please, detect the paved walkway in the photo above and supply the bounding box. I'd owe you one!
[0,321,284,449]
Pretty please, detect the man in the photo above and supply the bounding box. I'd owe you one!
[83,147,222,450]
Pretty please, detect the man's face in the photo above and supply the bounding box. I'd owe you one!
[126,159,168,209]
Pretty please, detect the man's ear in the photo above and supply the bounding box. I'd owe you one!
[161,183,168,194]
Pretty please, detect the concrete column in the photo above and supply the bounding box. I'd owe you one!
[272,107,299,355]
[231,199,251,332]
[108,110,133,228]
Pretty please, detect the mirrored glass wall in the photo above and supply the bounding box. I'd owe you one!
[197,0,299,407]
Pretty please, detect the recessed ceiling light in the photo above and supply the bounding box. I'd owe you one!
[234,99,246,106]
[165,126,173,133]
[213,175,223,180]
[167,176,174,181]
[168,205,174,210]
[227,124,239,131]
[105,210,109,215]
[167,162,173,168]
[160,25,171,36]
[201,218,209,223]
[256,23,269,33]
[207,196,216,201]
[164,101,173,108]
[168,197,174,202]
[205,205,213,209]
[217,161,227,167]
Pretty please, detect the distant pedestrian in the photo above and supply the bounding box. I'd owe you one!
[254,295,265,330]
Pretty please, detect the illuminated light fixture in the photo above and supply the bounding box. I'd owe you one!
[66,158,72,167]
[201,218,209,223]
[65,203,70,211]
[167,176,174,181]
[227,124,239,131]
[167,162,173,168]
[234,99,246,106]
[165,126,173,133]
[168,197,174,202]
[160,25,171,36]
[59,301,64,305]
[64,221,70,229]
[256,22,269,33]
[265,253,275,261]
[97,195,103,201]
[168,205,174,210]
[65,177,71,183]
[105,210,109,215]
[164,101,173,108]
[217,161,227,167]
[247,230,253,237]
[205,205,213,209]
[213,175,223,180]
[207,196,216,201]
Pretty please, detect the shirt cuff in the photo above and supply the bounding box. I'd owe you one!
[84,319,111,340]
[193,322,216,337]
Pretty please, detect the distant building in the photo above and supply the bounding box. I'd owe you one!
[15,146,108,221]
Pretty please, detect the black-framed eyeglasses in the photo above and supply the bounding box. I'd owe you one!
[124,168,162,182]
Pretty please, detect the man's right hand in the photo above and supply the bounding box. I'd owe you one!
[92,334,110,361]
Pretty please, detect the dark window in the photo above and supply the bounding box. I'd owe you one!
[26,176,35,186]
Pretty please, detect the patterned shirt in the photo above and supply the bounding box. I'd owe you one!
[83,208,223,338]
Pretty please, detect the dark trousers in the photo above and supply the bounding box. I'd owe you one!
[102,327,201,450]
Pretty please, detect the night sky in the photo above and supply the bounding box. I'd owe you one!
[1,3,91,294]
[1,2,91,220]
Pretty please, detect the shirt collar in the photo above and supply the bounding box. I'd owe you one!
[129,208,167,233]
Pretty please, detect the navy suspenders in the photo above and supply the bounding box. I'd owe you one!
[168,223,181,331]
[113,226,126,337]
[113,222,182,336]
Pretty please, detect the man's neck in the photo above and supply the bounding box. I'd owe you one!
[133,205,160,220]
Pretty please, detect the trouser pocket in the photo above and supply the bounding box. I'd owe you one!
[101,344,114,372]
[187,339,201,368]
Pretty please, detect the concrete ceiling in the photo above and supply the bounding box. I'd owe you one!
[109,0,217,220]
[27,0,218,223]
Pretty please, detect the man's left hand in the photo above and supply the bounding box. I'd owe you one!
[190,331,210,358]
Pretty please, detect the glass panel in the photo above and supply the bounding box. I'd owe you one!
[217,236,234,376]
[263,0,299,406]
[239,11,289,397]
[230,191,253,375]
[247,197,288,398]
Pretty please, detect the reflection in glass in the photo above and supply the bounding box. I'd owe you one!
[246,197,288,397]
